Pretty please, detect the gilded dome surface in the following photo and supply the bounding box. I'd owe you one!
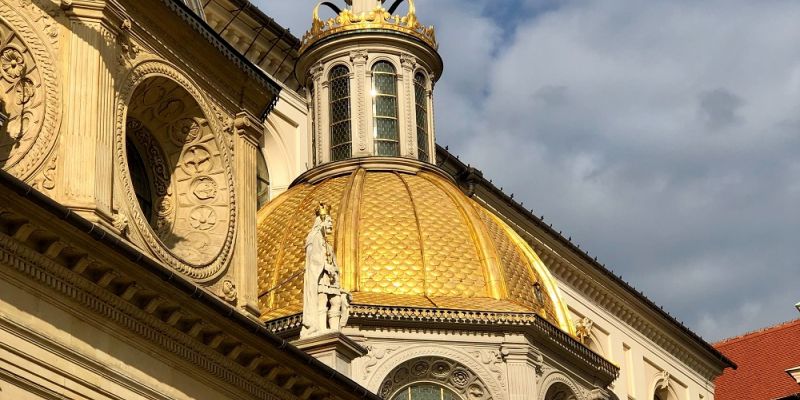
[256,160,573,333]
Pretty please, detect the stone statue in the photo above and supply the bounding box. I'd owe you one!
[575,317,595,344]
[301,203,350,338]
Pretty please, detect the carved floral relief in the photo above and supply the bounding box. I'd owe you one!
[117,64,237,282]
[0,5,61,181]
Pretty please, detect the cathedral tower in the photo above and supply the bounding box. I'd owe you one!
[296,0,441,164]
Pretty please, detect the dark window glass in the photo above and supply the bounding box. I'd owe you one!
[392,384,461,400]
[372,61,399,156]
[329,65,352,161]
[256,151,270,210]
[126,138,153,221]
[414,72,429,162]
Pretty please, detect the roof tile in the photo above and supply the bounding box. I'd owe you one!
[715,319,800,400]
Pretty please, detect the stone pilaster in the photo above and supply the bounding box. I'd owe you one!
[426,83,436,163]
[350,50,369,157]
[233,111,263,317]
[502,336,542,400]
[58,2,118,226]
[320,69,331,164]
[399,53,416,158]
[310,62,324,166]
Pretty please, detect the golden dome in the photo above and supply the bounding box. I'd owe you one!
[256,159,573,334]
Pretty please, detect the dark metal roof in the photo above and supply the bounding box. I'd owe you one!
[161,0,282,116]
[435,145,737,371]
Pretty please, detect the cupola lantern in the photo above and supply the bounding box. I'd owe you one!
[297,0,442,166]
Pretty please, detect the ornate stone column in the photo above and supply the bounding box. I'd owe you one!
[399,53,416,158]
[58,2,119,226]
[350,50,369,157]
[310,62,324,166]
[502,335,542,400]
[233,111,263,317]
[426,81,436,163]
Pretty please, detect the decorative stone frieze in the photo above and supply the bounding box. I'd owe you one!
[362,345,400,380]
[470,349,506,389]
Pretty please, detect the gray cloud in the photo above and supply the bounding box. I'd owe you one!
[699,89,744,131]
[255,0,800,341]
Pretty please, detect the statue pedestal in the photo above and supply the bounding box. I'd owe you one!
[293,332,367,376]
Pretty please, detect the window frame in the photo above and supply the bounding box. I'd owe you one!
[413,71,430,162]
[328,64,353,162]
[125,136,155,222]
[391,382,462,400]
[256,150,270,210]
[371,60,400,157]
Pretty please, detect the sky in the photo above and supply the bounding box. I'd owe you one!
[254,0,800,342]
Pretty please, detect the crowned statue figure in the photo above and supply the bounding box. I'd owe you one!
[301,203,351,338]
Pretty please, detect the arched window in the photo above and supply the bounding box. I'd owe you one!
[379,357,488,400]
[544,382,579,400]
[329,65,352,162]
[392,383,461,400]
[654,387,671,400]
[372,61,399,156]
[126,137,153,221]
[256,151,270,209]
[414,72,430,162]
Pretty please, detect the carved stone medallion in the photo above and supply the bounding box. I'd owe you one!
[0,6,61,180]
[117,63,236,282]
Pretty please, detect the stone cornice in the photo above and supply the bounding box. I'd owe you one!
[265,305,619,385]
[0,171,380,400]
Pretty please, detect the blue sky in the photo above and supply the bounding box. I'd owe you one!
[255,0,800,341]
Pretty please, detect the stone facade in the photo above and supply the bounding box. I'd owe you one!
[0,1,734,400]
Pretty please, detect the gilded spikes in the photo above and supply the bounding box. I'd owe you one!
[316,202,330,217]
[302,0,436,53]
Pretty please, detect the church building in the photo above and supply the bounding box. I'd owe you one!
[0,0,734,399]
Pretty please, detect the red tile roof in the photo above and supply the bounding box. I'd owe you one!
[714,319,800,400]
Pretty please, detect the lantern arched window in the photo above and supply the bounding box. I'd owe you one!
[414,72,430,162]
[372,61,400,156]
[329,65,352,162]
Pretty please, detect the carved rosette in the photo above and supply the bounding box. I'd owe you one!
[116,60,237,282]
[378,356,492,400]
[0,4,61,181]
[368,345,503,400]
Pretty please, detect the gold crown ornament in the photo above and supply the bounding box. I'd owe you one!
[316,203,330,217]
[300,0,437,53]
